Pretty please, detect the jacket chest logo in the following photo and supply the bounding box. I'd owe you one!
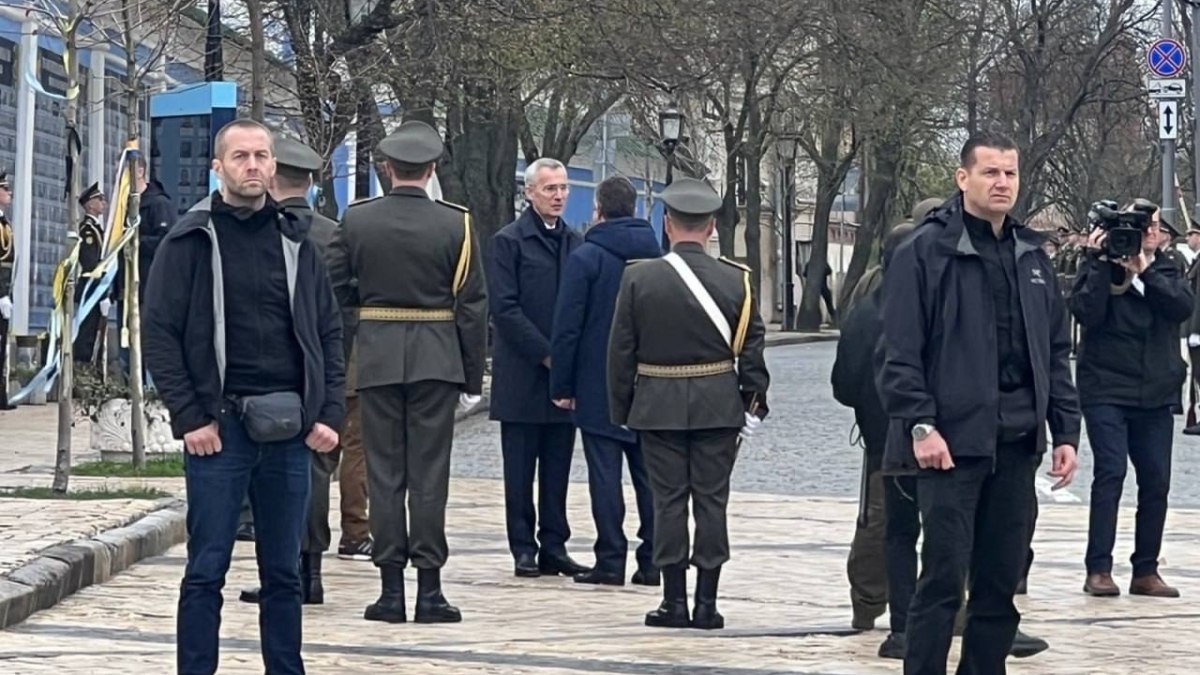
[1030,268,1046,285]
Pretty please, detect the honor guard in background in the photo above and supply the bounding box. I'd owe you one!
[607,178,770,630]
[74,182,110,366]
[239,136,346,607]
[327,120,488,624]
[0,171,13,410]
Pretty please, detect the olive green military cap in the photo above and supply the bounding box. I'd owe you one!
[376,120,444,164]
[912,197,942,225]
[273,135,324,173]
[661,178,722,216]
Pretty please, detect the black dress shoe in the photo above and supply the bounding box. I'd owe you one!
[1009,630,1049,658]
[364,567,407,623]
[631,566,660,587]
[514,552,540,578]
[539,552,590,576]
[878,632,906,660]
[239,587,261,604]
[645,565,690,628]
[414,568,462,623]
[574,569,624,586]
[1185,424,1200,436]
[235,522,256,542]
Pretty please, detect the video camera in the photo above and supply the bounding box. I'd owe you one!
[1087,200,1154,259]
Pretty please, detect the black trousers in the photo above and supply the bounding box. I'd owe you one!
[640,428,739,570]
[904,443,1037,675]
[500,422,577,558]
[302,448,340,554]
[885,474,920,634]
[581,432,655,574]
[73,304,103,365]
[361,381,458,569]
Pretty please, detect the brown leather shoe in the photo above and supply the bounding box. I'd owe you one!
[1083,573,1120,597]
[1129,574,1180,598]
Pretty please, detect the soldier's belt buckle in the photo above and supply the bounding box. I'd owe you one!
[636,361,735,379]
[359,307,455,322]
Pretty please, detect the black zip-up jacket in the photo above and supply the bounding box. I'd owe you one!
[877,194,1081,473]
[1069,251,1193,409]
[143,192,345,439]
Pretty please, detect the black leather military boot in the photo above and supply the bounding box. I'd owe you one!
[364,567,407,623]
[301,552,324,605]
[645,565,690,628]
[691,566,724,629]
[414,568,462,623]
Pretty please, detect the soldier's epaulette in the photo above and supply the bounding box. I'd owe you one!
[435,198,469,213]
[719,256,751,272]
[347,195,384,208]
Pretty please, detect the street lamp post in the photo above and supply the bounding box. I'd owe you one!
[658,102,685,251]
[777,132,799,331]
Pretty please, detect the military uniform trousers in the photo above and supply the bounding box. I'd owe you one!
[640,428,740,570]
[302,447,340,554]
[72,304,105,365]
[360,380,459,569]
[0,314,9,407]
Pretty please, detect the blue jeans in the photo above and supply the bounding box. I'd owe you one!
[1084,404,1174,578]
[581,433,655,574]
[177,408,312,675]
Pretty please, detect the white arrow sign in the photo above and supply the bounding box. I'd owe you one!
[1160,101,1179,140]
[1147,77,1187,99]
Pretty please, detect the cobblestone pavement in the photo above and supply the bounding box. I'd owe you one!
[452,342,1200,506]
[2,478,1199,673]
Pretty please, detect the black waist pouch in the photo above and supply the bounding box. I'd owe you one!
[237,391,304,443]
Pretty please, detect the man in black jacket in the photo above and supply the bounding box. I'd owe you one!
[144,118,344,675]
[1071,203,1193,599]
[879,132,1080,674]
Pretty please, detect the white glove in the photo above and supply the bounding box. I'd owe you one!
[457,393,482,412]
[0,296,11,320]
[1190,334,1200,348]
[99,299,112,317]
[739,412,762,443]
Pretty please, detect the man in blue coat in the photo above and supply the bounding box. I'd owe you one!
[488,157,589,578]
[550,176,660,587]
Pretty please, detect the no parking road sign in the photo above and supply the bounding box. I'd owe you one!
[1148,38,1188,78]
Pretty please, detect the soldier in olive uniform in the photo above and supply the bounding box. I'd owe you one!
[608,178,770,630]
[74,182,110,366]
[327,121,488,624]
[0,171,13,410]
[240,136,345,606]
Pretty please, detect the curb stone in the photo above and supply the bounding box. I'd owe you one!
[0,401,490,630]
[0,500,186,629]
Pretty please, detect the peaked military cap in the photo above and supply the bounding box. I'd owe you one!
[274,135,324,173]
[912,197,942,225]
[79,181,104,206]
[0,171,9,190]
[660,178,722,216]
[376,121,444,165]
[1188,223,1200,235]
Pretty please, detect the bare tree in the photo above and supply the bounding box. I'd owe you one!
[247,0,267,121]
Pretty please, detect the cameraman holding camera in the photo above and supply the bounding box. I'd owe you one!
[1070,200,1193,599]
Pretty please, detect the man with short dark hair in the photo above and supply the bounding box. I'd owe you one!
[608,178,769,629]
[879,131,1080,673]
[144,118,344,675]
[550,176,661,587]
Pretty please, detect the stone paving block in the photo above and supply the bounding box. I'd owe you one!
[0,578,35,629]
[5,556,71,616]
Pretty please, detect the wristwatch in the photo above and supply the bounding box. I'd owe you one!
[911,423,936,442]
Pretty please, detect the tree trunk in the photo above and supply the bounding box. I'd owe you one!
[54,5,82,493]
[246,0,266,121]
[839,135,902,310]
[716,123,738,258]
[796,182,835,332]
[743,143,763,294]
[204,0,223,81]
[123,0,146,469]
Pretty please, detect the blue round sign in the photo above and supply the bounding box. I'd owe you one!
[1148,38,1188,78]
